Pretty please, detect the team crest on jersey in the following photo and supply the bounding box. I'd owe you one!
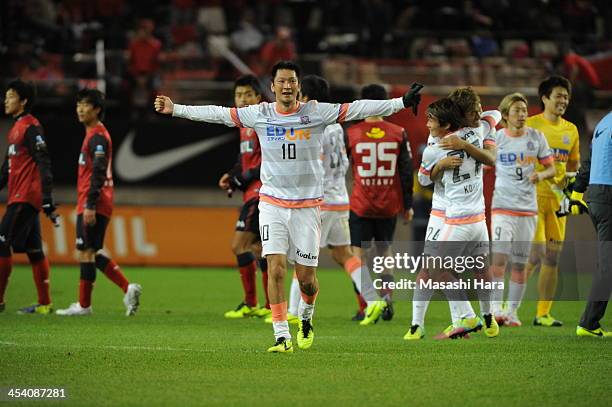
[562,134,570,145]
[527,141,535,151]
[7,144,17,156]
[366,128,385,139]
[300,115,311,125]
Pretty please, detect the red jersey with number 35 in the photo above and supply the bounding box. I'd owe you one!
[240,127,262,203]
[77,122,114,217]
[347,120,408,218]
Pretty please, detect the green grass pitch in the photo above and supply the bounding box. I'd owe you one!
[1,266,610,406]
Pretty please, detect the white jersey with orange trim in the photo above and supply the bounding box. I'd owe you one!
[321,123,349,210]
[419,134,447,219]
[420,112,501,225]
[173,98,405,208]
[492,127,553,215]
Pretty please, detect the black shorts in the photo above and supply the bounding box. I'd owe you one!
[235,198,260,236]
[0,203,42,253]
[349,211,397,248]
[76,213,110,251]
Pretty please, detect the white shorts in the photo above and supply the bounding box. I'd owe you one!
[320,210,350,247]
[435,220,490,257]
[423,213,445,255]
[258,201,321,267]
[491,214,537,264]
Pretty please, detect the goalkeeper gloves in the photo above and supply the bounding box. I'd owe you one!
[556,191,588,218]
[403,83,424,115]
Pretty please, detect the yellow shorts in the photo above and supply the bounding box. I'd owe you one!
[533,196,566,248]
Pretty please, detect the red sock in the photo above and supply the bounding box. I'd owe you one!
[357,293,367,312]
[261,270,270,309]
[31,257,51,305]
[239,261,257,307]
[101,258,129,293]
[79,280,94,308]
[0,256,12,304]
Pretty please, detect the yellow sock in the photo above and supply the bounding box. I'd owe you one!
[536,264,557,317]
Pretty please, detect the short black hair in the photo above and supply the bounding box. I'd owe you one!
[300,75,330,103]
[234,74,263,95]
[360,84,387,100]
[76,88,105,120]
[7,80,35,112]
[538,75,572,110]
[427,98,464,131]
[270,60,301,82]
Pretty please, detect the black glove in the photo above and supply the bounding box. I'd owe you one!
[42,197,59,226]
[229,173,248,192]
[403,82,424,115]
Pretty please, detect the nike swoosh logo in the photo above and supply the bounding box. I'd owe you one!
[582,327,603,336]
[115,130,233,181]
[594,129,603,139]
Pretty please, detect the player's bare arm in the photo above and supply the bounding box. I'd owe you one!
[438,134,496,166]
[430,156,462,181]
[218,173,231,190]
[530,162,556,184]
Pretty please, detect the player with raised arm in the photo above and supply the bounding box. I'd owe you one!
[0,80,58,315]
[218,75,272,320]
[525,76,580,327]
[280,75,386,326]
[346,84,415,326]
[155,61,422,352]
[420,89,502,339]
[489,93,555,326]
[57,89,142,317]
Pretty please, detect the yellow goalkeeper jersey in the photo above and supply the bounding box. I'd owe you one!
[526,113,580,200]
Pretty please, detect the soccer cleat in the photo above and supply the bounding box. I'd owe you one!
[0,303,5,313]
[17,303,53,315]
[56,302,92,316]
[381,300,394,321]
[403,324,425,340]
[504,311,522,327]
[436,317,482,339]
[483,313,500,338]
[359,300,387,326]
[352,310,365,321]
[267,337,293,353]
[251,307,272,318]
[297,319,314,349]
[264,312,299,324]
[493,311,506,326]
[224,302,257,319]
[533,314,563,327]
[576,326,612,338]
[123,283,142,316]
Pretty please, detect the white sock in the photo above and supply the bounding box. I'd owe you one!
[288,277,300,316]
[490,276,505,314]
[350,264,379,302]
[507,280,526,312]
[272,321,291,341]
[298,298,316,321]
[412,285,433,326]
[455,299,477,320]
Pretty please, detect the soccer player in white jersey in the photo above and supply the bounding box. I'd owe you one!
[154,60,423,353]
[490,93,555,326]
[419,89,502,339]
[280,75,386,326]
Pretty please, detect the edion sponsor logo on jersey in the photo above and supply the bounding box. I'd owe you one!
[265,125,311,142]
[498,152,539,166]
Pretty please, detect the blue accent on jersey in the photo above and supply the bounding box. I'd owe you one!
[590,111,612,186]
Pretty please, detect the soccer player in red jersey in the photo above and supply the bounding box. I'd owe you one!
[0,80,58,314]
[346,84,414,325]
[57,89,141,316]
[218,75,271,319]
